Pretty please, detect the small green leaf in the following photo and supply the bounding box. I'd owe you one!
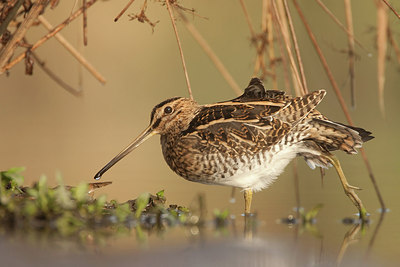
[156,189,165,199]
[55,174,74,210]
[73,183,89,203]
[135,192,150,218]
[115,203,131,222]
[303,204,323,223]
[214,209,229,220]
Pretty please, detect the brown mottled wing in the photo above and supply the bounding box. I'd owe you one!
[181,90,326,156]
[272,90,326,125]
[181,102,291,156]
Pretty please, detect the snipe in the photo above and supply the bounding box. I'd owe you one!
[94,78,373,220]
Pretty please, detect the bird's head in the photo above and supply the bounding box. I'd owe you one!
[94,97,199,180]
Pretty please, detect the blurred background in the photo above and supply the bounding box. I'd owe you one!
[1,0,400,263]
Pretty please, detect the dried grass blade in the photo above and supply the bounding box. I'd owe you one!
[38,15,106,84]
[177,10,241,95]
[0,0,24,36]
[381,0,400,19]
[272,11,291,91]
[264,0,278,88]
[239,0,256,37]
[315,0,367,52]
[83,0,88,45]
[376,0,388,117]
[272,0,304,96]
[165,0,193,99]
[114,0,136,22]
[32,52,82,97]
[388,26,400,64]
[344,0,356,108]
[283,0,308,93]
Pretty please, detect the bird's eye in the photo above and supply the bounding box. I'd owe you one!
[164,106,173,114]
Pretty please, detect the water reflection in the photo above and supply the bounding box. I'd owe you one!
[0,203,392,266]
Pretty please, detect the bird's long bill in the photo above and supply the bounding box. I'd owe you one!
[94,126,156,180]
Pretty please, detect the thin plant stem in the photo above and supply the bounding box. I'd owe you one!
[239,0,256,37]
[0,0,24,36]
[292,0,352,124]
[114,0,136,22]
[177,10,242,95]
[83,0,88,45]
[283,0,308,94]
[344,0,356,108]
[264,0,278,88]
[376,0,388,117]
[382,0,400,19]
[315,0,368,52]
[165,0,193,100]
[272,0,304,96]
[388,26,400,64]
[38,15,106,84]
[272,11,291,91]
[32,52,82,97]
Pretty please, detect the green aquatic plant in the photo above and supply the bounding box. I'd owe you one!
[0,167,192,240]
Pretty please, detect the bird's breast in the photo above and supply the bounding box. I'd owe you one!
[160,133,301,191]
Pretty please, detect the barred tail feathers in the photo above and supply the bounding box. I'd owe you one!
[307,118,374,154]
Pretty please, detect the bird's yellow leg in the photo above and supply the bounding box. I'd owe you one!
[326,155,368,221]
[244,189,253,214]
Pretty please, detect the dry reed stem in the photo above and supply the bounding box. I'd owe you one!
[38,15,106,84]
[283,0,308,94]
[315,0,367,52]
[272,0,304,96]
[382,0,400,19]
[376,0,388,117]
[360,148,386,210]
[177,10,242,96]
[344,0,356,108]
[114,0,136,22]
[0,0,24,36]
[83,0,88,45]
[292,0,353,124]
[275,0,301,95]
[31,52,82,97]
[0,0,48,74]
[239,0,268,81]
[388,27,400,64]
[264,0,278,88]
[2,0,98,74]
[293,0,386,210]
[165,0,193,100]
[272,10,291,91]
[239,0,256,37]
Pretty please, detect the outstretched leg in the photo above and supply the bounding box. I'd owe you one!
[325,155,368,221]
[244,189,253,214]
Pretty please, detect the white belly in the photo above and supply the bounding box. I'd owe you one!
[215,144,300,192]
